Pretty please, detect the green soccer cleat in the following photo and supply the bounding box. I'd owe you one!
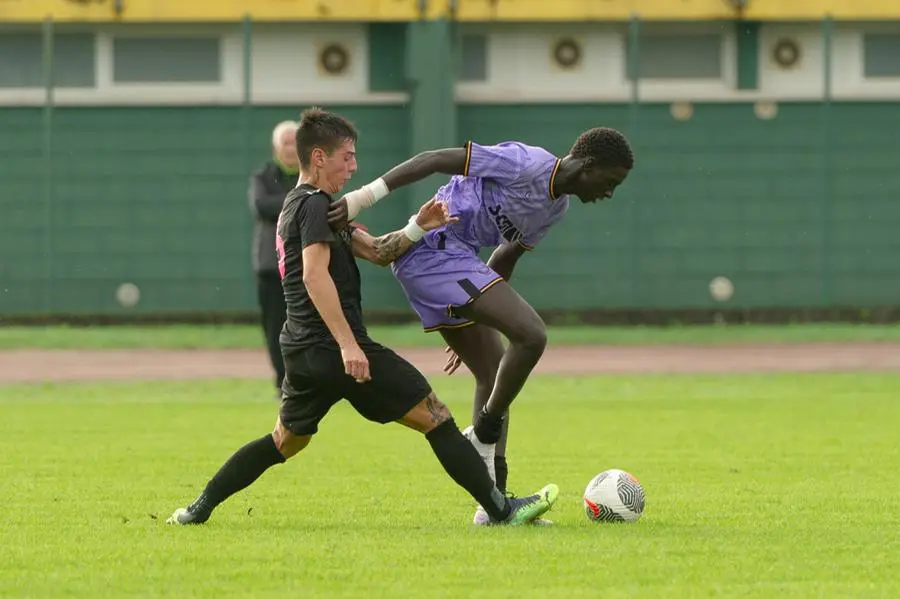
[494,484,559,526]
[474,493,555,526]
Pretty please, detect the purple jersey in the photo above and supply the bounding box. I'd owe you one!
[425,141,570,251]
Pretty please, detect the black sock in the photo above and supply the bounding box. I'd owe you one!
[473,407,505,445]
[495,455,508,494]
[426,419,510,521]
[192,434,286,513]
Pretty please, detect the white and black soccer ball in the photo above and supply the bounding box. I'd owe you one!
[583,469,645,523]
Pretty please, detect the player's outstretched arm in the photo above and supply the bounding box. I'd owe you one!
[349,227,410,267]
[379,147,468,190]
[328,147,467,227]
[350,199,458,267]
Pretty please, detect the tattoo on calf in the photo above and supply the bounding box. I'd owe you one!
[371,231,409,264]
[425,393,449,424]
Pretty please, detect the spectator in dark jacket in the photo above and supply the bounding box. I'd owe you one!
[248,120,298,392]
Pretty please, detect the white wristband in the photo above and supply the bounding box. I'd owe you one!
[402,215,426,243]
[344,177,390,220]
[365,177,390,202]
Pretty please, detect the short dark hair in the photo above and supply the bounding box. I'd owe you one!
[295,107,358,169]
[570,127,634,170]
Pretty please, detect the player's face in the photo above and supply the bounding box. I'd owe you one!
[575,165,630,204]
[276,128,299,168]
[323,139,358,194]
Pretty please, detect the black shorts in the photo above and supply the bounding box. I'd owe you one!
[279,338,432,436]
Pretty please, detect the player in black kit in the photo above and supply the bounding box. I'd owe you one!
[167,108,558,527]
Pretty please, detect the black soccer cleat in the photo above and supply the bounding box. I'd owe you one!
[166,499,213,525]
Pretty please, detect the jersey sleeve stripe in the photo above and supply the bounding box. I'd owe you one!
[517,239,535,251]
[463,141,473,176]
[549,158,562,200]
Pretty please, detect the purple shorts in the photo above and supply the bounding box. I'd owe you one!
[391,234,503,331]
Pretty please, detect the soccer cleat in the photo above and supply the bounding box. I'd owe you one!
[473,505,555,526]
[462,425,496,482]
[473,493,555,526]
[165,500,212,525]
[495,484,559,526]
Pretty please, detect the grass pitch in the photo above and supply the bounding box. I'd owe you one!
[1,373,898,598]
[1,322,900,350]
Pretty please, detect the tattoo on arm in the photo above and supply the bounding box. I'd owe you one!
[371,230,414,265]
[424,393,450,425]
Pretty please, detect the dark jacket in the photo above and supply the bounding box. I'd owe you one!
[249,161,296,274]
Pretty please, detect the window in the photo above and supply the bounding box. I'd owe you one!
[0,32,95,88]
[113,37,221,83]
[459,34,487,82]
[626,34,722,80]
[863,34,900,78]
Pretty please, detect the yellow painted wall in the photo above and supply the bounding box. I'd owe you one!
[0,0,433,23]
[454,0,900,21]
[452,0,736,21]
[743,0,900,20]
[2,0,897,22]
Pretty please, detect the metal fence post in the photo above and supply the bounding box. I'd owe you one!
[241,15,254,306]
[627,13,641,131]
[627,14,641,306]
[242,14,253,161]
[42,16,55,312]
[821,14,833,305]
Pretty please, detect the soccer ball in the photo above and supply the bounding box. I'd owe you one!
[583,469,645,523]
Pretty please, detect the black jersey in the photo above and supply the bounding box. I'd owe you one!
[276,184,366,351]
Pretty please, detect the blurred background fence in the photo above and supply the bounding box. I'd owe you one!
[2,1,900,323]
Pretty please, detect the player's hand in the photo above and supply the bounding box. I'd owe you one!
[348,221,369,234]
[415,198,459,232]
[341,343,371,383]
[443,345,463,375]
[327,197,349,231]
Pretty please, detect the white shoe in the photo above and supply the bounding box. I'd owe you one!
[165,505,210,525]
[462,425,496,483]
[463,425,498,521]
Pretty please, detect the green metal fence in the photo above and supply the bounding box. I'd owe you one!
[1,18,899,320]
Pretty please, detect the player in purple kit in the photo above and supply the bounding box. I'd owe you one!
[166,108,560,528]
[329,129,634,524]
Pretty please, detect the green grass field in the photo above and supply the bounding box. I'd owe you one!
[2,323,900,349]
[2,373,898,598]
